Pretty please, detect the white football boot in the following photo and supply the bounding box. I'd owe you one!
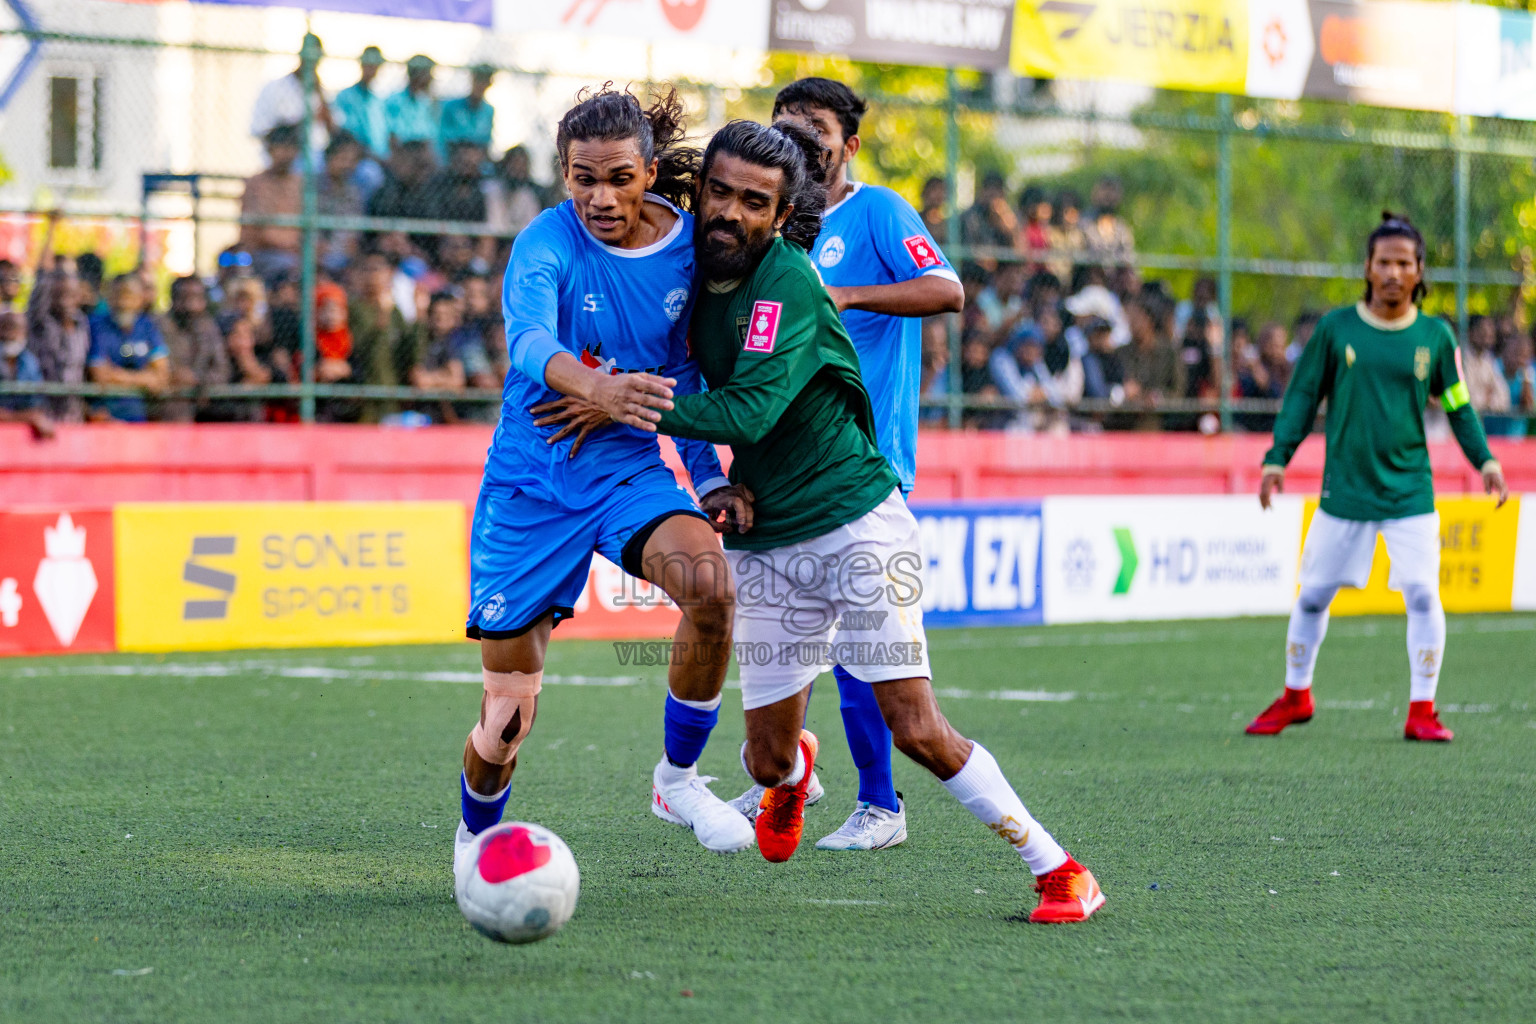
[651,760,756,854]
[814,796,907,851]
[453,820,478,881]
[728,771,824,822]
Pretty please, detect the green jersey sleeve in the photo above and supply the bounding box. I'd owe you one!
[656,270,822,446]
[1263,314,1335,469]
[1432,323,1496,470]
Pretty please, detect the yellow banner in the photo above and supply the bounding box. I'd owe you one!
[1011,0,1248,92]
[115,502,468,652]
[1300,497,1521,616]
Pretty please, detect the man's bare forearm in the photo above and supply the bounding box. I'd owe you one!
[829,275,964,317]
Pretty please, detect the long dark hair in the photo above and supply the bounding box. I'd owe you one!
[556,84,697,210]
[1365,210,1427,304]
[700,118,828,251]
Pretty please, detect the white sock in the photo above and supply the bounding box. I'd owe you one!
[1403,584,1446,703]
[781,746,806,788]
[669,692,722,711]
[655,758,697,788]
[463,780,510,803]
[941,743,1067,876]
[1284,585,1337,690]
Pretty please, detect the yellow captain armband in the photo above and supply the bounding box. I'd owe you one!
[1440,381,1471,412]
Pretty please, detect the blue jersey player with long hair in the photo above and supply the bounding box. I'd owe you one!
[453,87,758,872]
[724,78,964,852]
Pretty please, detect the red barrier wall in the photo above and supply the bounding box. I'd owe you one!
[2,423,1531,504]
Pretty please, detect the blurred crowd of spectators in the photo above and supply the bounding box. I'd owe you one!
[2,39,567,435]
[5,44,1534,439]
[914,172,1536,436]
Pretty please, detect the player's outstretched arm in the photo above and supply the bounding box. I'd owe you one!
[1259,465,1285,510]
[699,484,754,535]
[1434,334,1507,507]
[656,283,821,447]
[825,274,963,317]
[662,336,730,496]
[544,352,674,433]
[1260,316,1333,494]
[1483,460,1509,508]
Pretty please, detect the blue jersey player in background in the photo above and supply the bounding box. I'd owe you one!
[726,79,964,851]
[454,89,758,876]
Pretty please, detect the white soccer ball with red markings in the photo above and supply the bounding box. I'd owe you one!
[454,822,580,944]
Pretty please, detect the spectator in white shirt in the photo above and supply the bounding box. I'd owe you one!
[250,32,333,157]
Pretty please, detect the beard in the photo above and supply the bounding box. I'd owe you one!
[696,217,774,282]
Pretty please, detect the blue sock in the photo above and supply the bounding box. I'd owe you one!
[833,665,899,812]
[663,691,720,768]
[461,771,510,835]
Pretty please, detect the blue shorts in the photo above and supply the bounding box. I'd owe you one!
[467,463,706,639]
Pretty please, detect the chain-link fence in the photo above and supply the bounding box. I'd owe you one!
[3,27,1534,436]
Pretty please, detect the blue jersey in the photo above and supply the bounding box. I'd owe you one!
[484,196,726,507]
[809,182,956,492]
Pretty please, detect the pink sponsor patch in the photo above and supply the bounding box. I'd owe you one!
[903,234,942,269]
[743,300,782,353]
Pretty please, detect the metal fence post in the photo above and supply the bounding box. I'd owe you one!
[945,67,963,430]
[1453,115,1470,343]
[299,33,321,423]
[1216,93,1234,433]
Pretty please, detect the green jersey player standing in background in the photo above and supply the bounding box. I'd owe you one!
[1249,213,1509,742]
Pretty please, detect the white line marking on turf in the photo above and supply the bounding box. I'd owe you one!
[8,662,643,687]
[935,687,1076,702]
[993,689,1077,702]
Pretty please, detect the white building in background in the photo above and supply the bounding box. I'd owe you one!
[0,0,767,273]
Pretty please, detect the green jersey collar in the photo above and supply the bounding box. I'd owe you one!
[1355,301,1418,331]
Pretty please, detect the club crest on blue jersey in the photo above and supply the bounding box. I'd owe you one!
[663,287,688,323]
[818,236,846,268]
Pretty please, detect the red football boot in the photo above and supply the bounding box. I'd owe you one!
[755,730,819,863]
[1246,687,1314,735]
[1404,701,1453,742]
[1028,855,1105,924]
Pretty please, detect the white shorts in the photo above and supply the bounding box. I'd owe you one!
[1299,509,1441,591]
[726,490,931,711]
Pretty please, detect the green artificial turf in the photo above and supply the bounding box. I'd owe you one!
[2,615,1534,1023]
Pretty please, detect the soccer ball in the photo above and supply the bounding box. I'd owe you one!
[454,822,580,944]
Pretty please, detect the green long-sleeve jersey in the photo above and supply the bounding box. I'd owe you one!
[656,236,899,551]
[1263,303,1495,521]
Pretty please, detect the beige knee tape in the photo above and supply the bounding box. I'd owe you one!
[469,669,542,766]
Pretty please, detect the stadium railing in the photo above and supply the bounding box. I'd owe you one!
[2,29,1534,431]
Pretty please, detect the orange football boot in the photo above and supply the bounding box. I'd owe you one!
[1029,855,1105,924]
[1404,701,1453,742]
[1246,687,1314,735]
[755,730,819,863]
